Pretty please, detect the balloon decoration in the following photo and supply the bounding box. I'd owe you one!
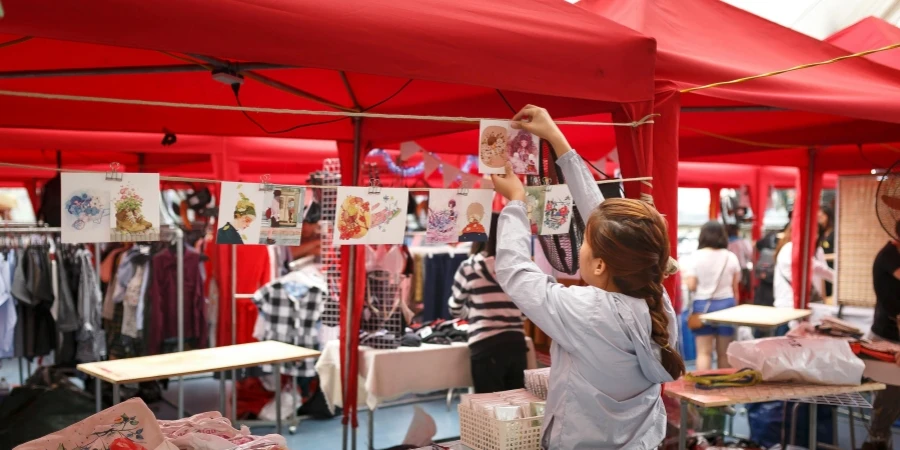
[367,148,478,179]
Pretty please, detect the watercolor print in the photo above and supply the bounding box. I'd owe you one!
[541,185,574,235]
[61,173,112,244]
[259,185,307,245]
[111,173,161,242]
[334,187,409,245]
[216,182,264,245]
[458,189,493,243]
[524,187,547,235]
[507,128,540,175]
[478,120,510,174]
[426,189,459,244]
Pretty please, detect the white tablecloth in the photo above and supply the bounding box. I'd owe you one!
[316,338,537,410]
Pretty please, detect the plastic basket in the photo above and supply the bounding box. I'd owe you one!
[458,404,544,450]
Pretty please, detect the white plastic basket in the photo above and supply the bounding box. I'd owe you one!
[458,404,544,450]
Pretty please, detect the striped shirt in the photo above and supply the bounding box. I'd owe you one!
[449,252,525,348]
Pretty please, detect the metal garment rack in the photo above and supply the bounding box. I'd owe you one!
[229,244,301,434]
[0,225,62,385]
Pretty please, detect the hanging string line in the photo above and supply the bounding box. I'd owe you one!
[0,89,655,127]
[681,42,900,94]
[0,36,32,49]
[0,161,651,188]
[682,127,799,149]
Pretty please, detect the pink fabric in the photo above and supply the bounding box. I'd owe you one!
[14,398,165,450]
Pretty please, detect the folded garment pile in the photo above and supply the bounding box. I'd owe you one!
[14,398,287,450]
[460,389,544,421]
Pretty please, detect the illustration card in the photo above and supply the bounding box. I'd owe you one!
[334,187,409,246]
[111,173,161,242]
[457,190,493,243]
[478,120,539,175]
[259,185,307,245]
[216,182,265,245]
[524,187,547,235]
[61,173,111,244]
[540,185,574,236]
[426,189,459,244]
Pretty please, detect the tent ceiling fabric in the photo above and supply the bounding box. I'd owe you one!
[827,17,900,71]
[0,0,656,143]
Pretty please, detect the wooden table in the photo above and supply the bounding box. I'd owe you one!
[701,304,812,333]
[665,372,885,450]
[77,341,320,435]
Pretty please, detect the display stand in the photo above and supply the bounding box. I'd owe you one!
[77,340,319,435]
[665,371,885,450]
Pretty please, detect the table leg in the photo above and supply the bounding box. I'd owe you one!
[112,384,120,405]
[275,363,283,435]
[679,399,687,450]
[95,377,102,413]
[18,358,23,385]
[368,409,374,450]
[848,407,857,449]
[231,369,237,423]
[808,403,818,450]
[290,375,298,435]
[219,372,226,416]
[446,388,453,411]
[178,376,184,419]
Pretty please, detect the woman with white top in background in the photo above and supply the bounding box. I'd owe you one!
[683,221,741,371]
[772,224,834,335]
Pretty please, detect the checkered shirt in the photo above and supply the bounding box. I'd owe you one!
[253,280,324,377]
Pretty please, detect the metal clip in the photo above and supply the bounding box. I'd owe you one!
[105,162,123,181]
[367,165,382,195]
[457,184,470,196]
[259,174,273,191]
[542,177,552,192]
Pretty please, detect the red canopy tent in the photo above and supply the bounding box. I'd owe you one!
[576,0,900,309]
[827,16,900,71]
[0,0,658,436]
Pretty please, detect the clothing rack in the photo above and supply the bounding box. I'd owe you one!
[157,226,186,418]
[0,226,63,385]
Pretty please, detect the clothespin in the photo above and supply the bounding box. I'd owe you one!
[105,162,123,181]
[259,174,273,191]
[368,164,382,195]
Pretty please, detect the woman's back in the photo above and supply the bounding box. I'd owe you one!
[685,248,740,300]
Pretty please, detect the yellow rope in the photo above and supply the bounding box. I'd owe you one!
[682,127,800,149]
[681,42,900,94]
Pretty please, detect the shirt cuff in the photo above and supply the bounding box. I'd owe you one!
[556,148,580,165]
[505,200,527,210]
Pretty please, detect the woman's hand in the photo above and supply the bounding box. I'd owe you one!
[511,105,572,157]
[491,163,526,202]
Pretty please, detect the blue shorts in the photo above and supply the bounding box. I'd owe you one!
[691,298,736,336]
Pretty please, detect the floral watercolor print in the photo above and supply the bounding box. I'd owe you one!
[334,187,409,245]
[426,189,459,244]
[478,120,510,174]
[216,182,264,245]
[506,128,540,175]
[541,185,574,236]
[259,185,306,245]
[524,187,547,235]
[458,189,493,243]
[61,173,111,244]
[111,173,161,242]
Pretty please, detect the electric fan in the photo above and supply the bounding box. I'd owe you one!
[875,159,900,240]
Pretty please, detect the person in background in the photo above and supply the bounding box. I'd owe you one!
[448,213,527,393]
[491,105,683,449]
[727,224,753,303]
[269,189,282,228]
[684,221,741,370]
[818,205,835,297]
[773,224,834,334]
[861,220,900,450]
[0,194,16,221]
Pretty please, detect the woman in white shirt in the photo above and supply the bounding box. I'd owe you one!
[773,224,834,334]
[684,221,742,370]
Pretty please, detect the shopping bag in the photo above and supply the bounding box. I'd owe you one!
[727,337,864,385]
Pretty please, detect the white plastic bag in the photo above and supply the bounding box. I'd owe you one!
[727,337,864,385]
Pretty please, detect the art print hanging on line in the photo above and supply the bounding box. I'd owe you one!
[458,189,493,242]
[61,173,161,244]
[425,189,494,244]
[478,120,539,175]
[259,185,307,245]
[523,185,573,236]
[541,185,574,235]
[216,182,264,245]
[334,187,408,245]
